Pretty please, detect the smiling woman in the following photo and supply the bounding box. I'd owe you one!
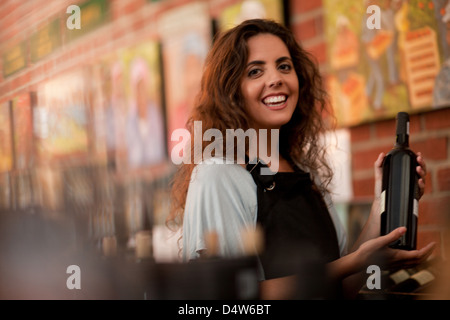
[240,34,299,131]
[167,19,433,300]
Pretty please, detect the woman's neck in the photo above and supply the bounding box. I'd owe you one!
[250,128,294,173]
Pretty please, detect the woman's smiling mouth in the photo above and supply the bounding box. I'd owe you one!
[262,94,288,109]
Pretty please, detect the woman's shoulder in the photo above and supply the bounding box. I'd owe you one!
[184,157,258,230]
[187,157,256,201]
[192,157,253,182]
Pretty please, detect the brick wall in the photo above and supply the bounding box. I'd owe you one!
[0,0,166,102]
[290,0,450,257]
[350,109,450,255]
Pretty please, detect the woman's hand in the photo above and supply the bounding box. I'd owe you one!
[337,227,436,298]
[416,152,427,199]
[356,227,436,270]
[374,152,385,200]
[361,151,428,244]
[374,151,428,200]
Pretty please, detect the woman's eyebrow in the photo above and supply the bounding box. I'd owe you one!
[246,56,292,68]
[276,56,292,63]
[246,60,265,68]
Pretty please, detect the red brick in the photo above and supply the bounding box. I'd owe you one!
[113,24,127,41]
[417,230,441,257]
[375,114,421,139]
[437,167,450,192]
[375,119,395,139]
[350,124,371,143]
[419,196,450,225]
[42,61,54,75]
[290,0,322,14]
[0,84,6,98]
[304,41,327,64]
[110,0,123,20]
[132,15,146,32]
[410,137,447,161]
[424,108,450,130]
[18,72,31,88]
[352,176,375,199]
[352,144,393,171]
[410,114,422,134]
[424,170,433,195]
[293,16,323,41]
[119,0,144,16]
[293,20,315,41]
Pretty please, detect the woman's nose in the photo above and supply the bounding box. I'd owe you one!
[268,78,283,88]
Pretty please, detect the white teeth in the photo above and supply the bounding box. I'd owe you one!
[263,95,286,104]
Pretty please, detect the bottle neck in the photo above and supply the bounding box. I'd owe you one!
[395,133,409,148]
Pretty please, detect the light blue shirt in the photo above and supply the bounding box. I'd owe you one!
[182,158,348,269]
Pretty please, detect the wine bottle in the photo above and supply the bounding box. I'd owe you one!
[380,112,419,250]
[388,267,437,293]
[383,268,412,289]
[383,264,429,291]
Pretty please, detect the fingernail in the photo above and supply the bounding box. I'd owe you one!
[398,227,407,235]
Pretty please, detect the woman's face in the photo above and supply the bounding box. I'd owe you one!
[240,33,299,131]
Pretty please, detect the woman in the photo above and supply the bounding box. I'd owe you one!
[167,19,433,299]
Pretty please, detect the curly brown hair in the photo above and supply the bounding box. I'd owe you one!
[167,19,335,231]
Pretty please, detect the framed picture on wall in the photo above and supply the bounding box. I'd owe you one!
[217,0,285,31]
[0,101,13,173]
[0,101,13,211]
[91,41,166,175]
[119,41,167,171]
[34,69,90,164]
[11,93,33,170]
[324,0,450,127]
[158,1,212,157]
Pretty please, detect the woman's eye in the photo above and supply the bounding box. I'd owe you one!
[279,63,292,72]
[247,68,262,77]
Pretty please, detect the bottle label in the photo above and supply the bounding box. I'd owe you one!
[390,269,410,285]
[413,199,418,217]
[411,270,435,286]
[380,190,386,215]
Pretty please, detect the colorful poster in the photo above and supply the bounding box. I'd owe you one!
[34,70,90,162]
[11,93,33,170]
[30,18,61,63]
[0,102,13,173]
[95,42,166,171]
[217,0,285,31]
[324,0,450,127]
[120,42,166,170]
[158,1,212,156]
[2,41,27,78]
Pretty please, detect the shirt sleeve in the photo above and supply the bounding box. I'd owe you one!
[182,160,257,261]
